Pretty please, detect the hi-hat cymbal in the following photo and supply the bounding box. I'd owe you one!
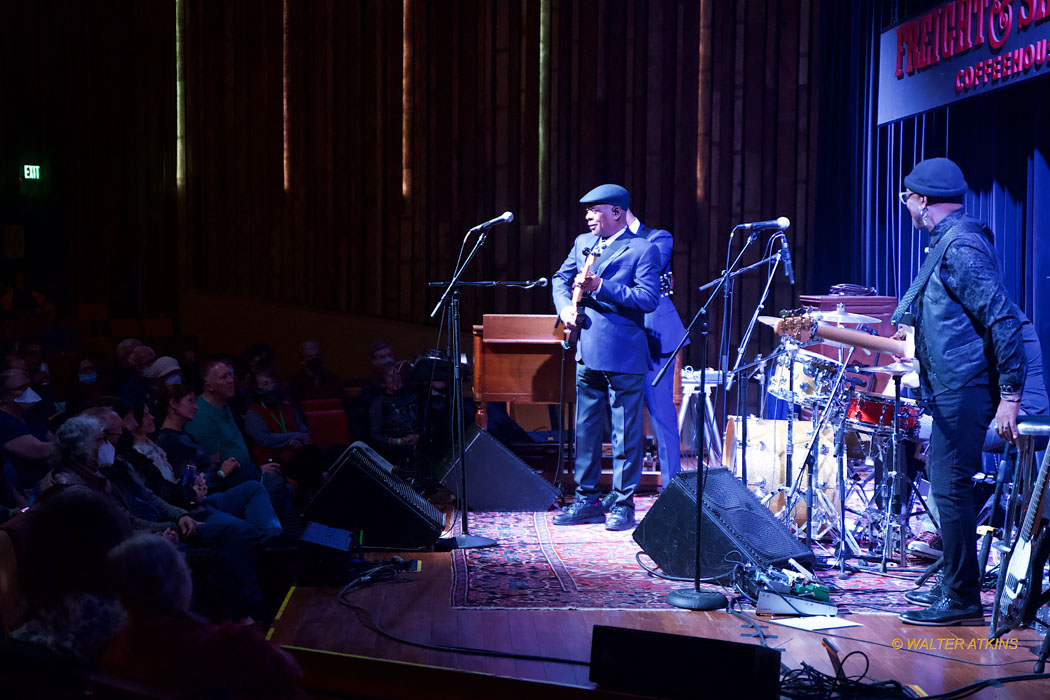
[863,359,916,375]
[815,309,880,324]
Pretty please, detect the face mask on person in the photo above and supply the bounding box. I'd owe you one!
[13,387,41,406]
[165,374,183,385]
[79,372,98,385]
[97,441,116,467]
[306,358,322,372]
[259,389,280,403]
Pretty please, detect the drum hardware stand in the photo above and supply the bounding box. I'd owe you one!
[878,373,908,570]
[780,347,852,549]
[836,383,865,576]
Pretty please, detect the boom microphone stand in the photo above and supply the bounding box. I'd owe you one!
[654,246,783,612]
[429,232,502,551]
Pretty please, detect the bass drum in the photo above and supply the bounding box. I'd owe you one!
[726,417,841,526]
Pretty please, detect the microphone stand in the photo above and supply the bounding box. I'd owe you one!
[429,232,498,550]
[716,228,759,437]
[428,280,548,289]
[654,246,780,612]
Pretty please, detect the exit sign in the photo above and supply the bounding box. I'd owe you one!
[23,165,40,180]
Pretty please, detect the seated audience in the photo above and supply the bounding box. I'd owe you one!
[46,411,276,622]
[133,398,282,540]
[238,343,276,395]
[185,362,300,535]
[141,354,182,403]
[119,345,156,404]
[104,533,303,699]
[368,364,420,469]
[11,485,132,663]
[245,370,325,505]
[0,368,56,503]
[65,355,106,417]
[289,340,344,404]
[109,338,142,396]
[358,339,397,413]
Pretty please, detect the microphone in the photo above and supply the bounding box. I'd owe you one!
[531,277,548,288]
[778,235,796,286]
[736,216,790,231]
[469,211,514,232]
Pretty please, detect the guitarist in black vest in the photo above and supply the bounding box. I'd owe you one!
[894,157,1029,626]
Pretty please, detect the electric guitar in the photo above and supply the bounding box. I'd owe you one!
[773,310,915,359]
[996,447,1050,631]
[561,245,601,349]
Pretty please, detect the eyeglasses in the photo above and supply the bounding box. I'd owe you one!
[899,190,917,206]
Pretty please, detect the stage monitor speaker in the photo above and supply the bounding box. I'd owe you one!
[303,442,443,550]
[590,624,780,699]
[439,426,559,511]
[633,467,814,581]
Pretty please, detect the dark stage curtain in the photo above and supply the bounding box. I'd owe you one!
[814,0,1050,372]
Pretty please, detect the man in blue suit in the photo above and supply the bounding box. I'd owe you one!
[629,209,689,490]
[552,184,661,531]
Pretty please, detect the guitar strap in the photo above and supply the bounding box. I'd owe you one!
[890,221,987,325]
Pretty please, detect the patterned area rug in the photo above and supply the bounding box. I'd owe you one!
[449,495,999,614]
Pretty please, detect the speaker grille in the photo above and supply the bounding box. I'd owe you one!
[633,468,813,580]
[303,441,443,549]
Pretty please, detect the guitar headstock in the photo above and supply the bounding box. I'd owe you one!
[775,308,817,342]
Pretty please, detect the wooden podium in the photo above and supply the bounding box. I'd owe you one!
[472,314,575,428]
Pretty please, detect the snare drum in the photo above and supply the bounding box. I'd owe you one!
[767,349,842,405]
[845,392,923,436]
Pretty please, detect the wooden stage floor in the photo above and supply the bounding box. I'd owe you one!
[268,552,1050,699]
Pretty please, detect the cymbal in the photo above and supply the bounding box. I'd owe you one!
[815,309,880,324]
[862,359,916,375]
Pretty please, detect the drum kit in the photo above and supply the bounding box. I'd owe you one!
[725,304,934,572]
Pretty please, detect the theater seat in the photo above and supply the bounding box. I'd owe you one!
[302,398,343,412]
[305,410,349,451]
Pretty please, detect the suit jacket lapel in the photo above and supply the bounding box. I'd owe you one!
[592,233,634,277]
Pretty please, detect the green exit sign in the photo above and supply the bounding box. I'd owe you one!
[23,165,40,180]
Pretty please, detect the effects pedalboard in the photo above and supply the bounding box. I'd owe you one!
[733,562,839,617]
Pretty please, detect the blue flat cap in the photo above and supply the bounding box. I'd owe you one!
[904,158,968,197]
[579,184,629,210]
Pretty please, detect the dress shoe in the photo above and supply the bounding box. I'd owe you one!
[904,580,944,606]
[601,492,617,513]
[553,497,606,526]
[604,505,636,531]
[899,595,984,626]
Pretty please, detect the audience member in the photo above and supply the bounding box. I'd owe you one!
[289,340,344,404]
[245,370,311,465]
[110,338,142,396]
[141,355,182,405]
[368,363,420,469]
[185,361,301,535]
[0,272,55,318]
[0,368,56,502]
[134,398,283,541]
[118,345,156,405]
[42,412,194,538]
[103,534,303,699]
[155,383,235,491]
[358,340,397,412]
[65,355,106,416]
[48,410,277,621]
[245,369,325,505]
[11,485,131,663]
